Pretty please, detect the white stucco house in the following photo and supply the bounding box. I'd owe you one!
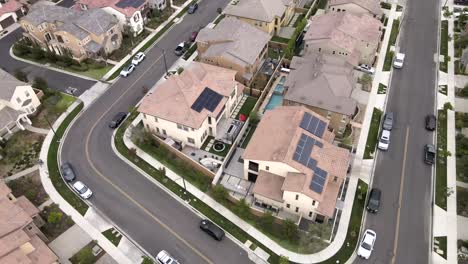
[0,0,27,31]
[138,62,245,149]
[0,68,41,141]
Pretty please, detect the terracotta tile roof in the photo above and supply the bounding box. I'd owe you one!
[138,62,243,128]
[0,197,31,237]
[224,0,287,22]
[14,196,39,218]
[0,248,32,264]
[0,181,11,197]
[27,235,59,264]
[75,0,147,17]
[252,170,285,202]
[329,0,383,16]
[0,0,22,17]
[0,229,30,258]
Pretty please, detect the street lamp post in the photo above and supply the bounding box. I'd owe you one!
[45,116,58,140]
[154,44,169,76]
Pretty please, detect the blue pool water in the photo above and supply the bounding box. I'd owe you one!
[274,76,287,94]
[264,94,283,111]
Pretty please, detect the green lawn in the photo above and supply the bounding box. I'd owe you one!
[102,228,122,246]
[378,83,387,94]
[363,108,383,159]
[236,96,258,119]
[241,125,257,148]
[271,36,290,44]
[440,20,449,73]
[268,47,282,60]
[208,140,232,157]
[183,43,197,60]
[434,236,447,259]
[65,64,113,80]
[47,102,89,215]
[436,110,448,210]
[383,19,400,71]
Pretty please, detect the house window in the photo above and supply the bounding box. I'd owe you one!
[312,200,316,206]
[177,124,183,130]
[25,91,30,97]
[295,194,299,200]
[57,35,64,43]
[318,47,321,52]
[265,166,269,171]
[208,117,212,125]
[156,127,160,134]
[332,51,335,54]
[134,13,140,22]
[295,207,299,212]
[326,111,332,119]
[286,204,290,208]
[248,161,259,172]
[143,114,147,119]
[44,32,52,42]
[333,176,338,182]
[309,211,313,217]
[16,97,22,104]
[162,129,167,135]
[188,137,195,144]
[145,124,150,129]
[154,117,158,122]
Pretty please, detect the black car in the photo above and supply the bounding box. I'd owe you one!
[60,162,76,182]
[200,219,224,240]
[382,112,394,130]
[109,112,127,129]
[424,144,436,165]
[425,114,436,131]
[187,3,198,14]
[455,0,468,5]
[366,188,381,213]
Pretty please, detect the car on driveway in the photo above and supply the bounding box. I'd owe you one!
[393,52,405,68]
[382,112,394,130]
[60,162,76,182]
[174,42,186,56]
[109,112,127,129]
[131,52,145,65]
[200,219,225,240]
[425,114,437,131]
[424,144,436,165]
[357,229,376,259]
[72,181,93,199]
[187,3,198,14]
[366,188,381,213]
[120,64,135,77]
[357,64,375,74]
[378,129,391,151]
[156,250,179,264]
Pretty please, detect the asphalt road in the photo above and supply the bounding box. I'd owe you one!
[61,1,253,263]
[355,0,439,263]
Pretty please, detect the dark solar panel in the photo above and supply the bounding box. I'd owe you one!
[306,158,317,170]
[191,87,223,113]
[309,167,328,194]
[315,141,323,148]
[310,182,324,193]
[299,112,327,138]
[293,133,325,169]
[115,0,145,8]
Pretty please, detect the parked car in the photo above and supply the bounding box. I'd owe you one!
[366,188,381,213]
[382,112,394,130]
[60,162,76,182]
[378,129,391,151]
[425,114,437,131]
[455,0,468,6]
[190,31,199,42]
[109,112,127,129]
[187,3,198,14]
[65,87,78,95]
[424,144,436,165]
[156,250,179,264]
[357,64,375,74]
[357,229,377,259]
[72,181,93,199]
[120,64,135,77]
[393,52,405,68]
[132,52,146,65]
[174,42,186,56]
[200,219,225,241]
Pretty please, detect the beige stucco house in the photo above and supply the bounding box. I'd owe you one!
[328,0,383,18]
[196,17,270,86]
[283,53,357,135]
[0,68,41,141]
[303,12,382,66]
[138,62,244,148]
[242,106,350,221]
[223,0,298,35]
[20,3,122,61]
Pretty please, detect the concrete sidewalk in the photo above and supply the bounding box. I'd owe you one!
[48,224,93,264]
[4,165,38,182]
[25,124,49,134]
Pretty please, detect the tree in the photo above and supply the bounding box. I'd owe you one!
[211,185,228,202]
[47,211,63,224]
[129,147,138,159]
[217,7,222,14]
[249,111,260,125]
[73,246,95,264]
[279,255,289,264]
[282,219,298,241]
[258,212,275,231]
[33,77,48,91]
[14,69,28,82]
[234,198,251,219]
[443,102,453,110]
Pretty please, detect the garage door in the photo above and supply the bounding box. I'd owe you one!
[0,16,15,30]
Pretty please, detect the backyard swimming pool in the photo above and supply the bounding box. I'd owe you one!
[264,94,283,111]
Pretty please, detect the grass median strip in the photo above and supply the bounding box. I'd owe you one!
[436,109,448,210]
[102,228,122,246]
[364,108,383,159]
[440,20,449,73]
[47,102,88,215]
[383,19,400,71]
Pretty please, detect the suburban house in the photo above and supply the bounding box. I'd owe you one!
[0,181,58,264]
[20,3,122,61]
[283,53,357,135]
[328,0,382,18]
[303,12,382,65]
[196,17,270,86]
[138,62,244,148]
[223,0,298,35]
[0,0,27,30]
[0,68,41,141]
[242,106,350,221]
[75,0,153,35]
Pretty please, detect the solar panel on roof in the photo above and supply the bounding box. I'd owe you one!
[115,0,145,8]
[299,112,327,138]
[191,87,223,113]
[315,141,323,148]
[310,182,323,193]
[293,133,325,169]
[309,166,328,194]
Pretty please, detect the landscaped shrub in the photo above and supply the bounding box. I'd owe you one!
[14,69,28,82]
[282,218,299,241]
[211,185,229,202]
[258,212,274,230]
[47,211,63,224]
[30,47,45,60]
[33,77,48,91]
[233,199,251,219]
[70,64,89,72]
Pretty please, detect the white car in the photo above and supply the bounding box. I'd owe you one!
[72,181,93,199]
[357,64,375,74]
[393,52,405,68]
[378,129,391,151]
[357,229,376,259]
[156,250,179,264]
[120,64,135,77]
[132,52,145,65]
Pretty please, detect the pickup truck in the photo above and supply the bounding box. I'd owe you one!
[424,144,436,165]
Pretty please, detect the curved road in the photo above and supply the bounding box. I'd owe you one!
[61,1,253,263]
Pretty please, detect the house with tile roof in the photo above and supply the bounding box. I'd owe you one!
[242,106,350,221]
[283,52,358,135]
[138,62,244,148]
[223,0,298,35]
[0,68,41,141]
[0,0,26,31]
[20,3,122,61]
[196,17,271,86]
[75,0,154,36]
[329,0,383,18]
[0,181,58,264]
[303,12,382,66]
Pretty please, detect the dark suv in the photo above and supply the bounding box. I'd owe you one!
[425,114,436,131]
[200,219,225,241]
[60,162,76,182]
[109,112,127,129]
[366,188,381,213]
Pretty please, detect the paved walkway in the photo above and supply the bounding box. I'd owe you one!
[48,224,93,264]
[455,97,468,113]
[25,124,50,134]
[3,165,38,182]
[455,74,468,88]
[457,215,468,240]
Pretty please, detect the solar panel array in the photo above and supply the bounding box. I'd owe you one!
[299,112,327,138]
[310,167,327,194]
[115,0,145,8]
[293,133,323,170]
[191,87,223,113]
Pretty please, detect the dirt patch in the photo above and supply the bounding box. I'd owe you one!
[7,170,49,207]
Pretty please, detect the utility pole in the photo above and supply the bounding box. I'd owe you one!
[154,44,169,75]
[45,116,58,141]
